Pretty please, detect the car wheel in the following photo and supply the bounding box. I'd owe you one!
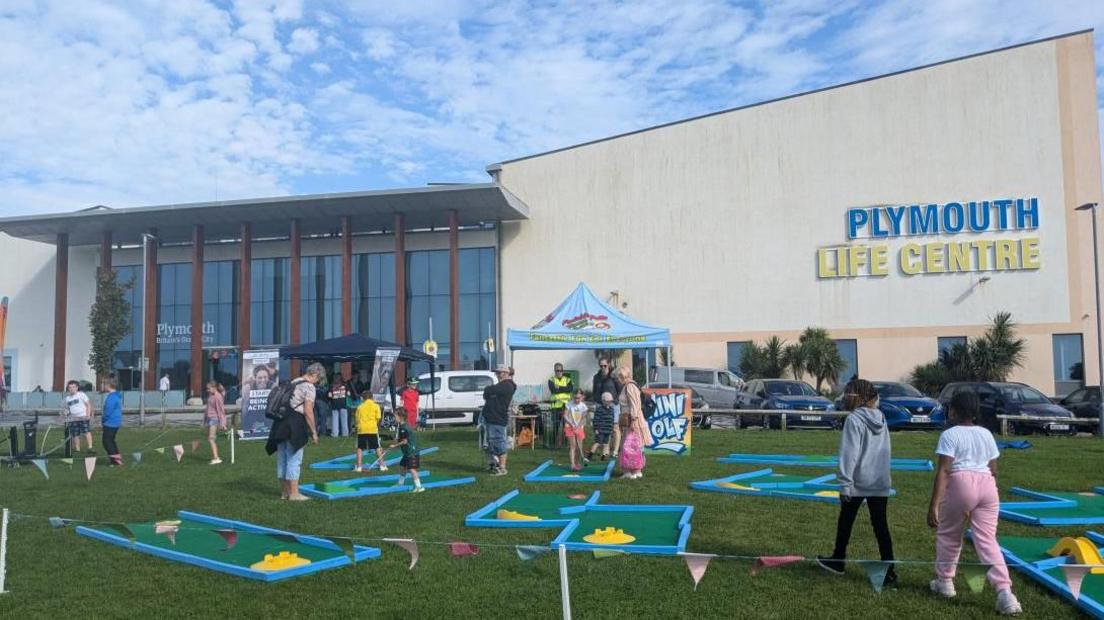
[700,416,712,430]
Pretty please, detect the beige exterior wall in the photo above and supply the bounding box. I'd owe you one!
[497,33,1103,392]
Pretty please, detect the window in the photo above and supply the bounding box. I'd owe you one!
[1052,334,1084,398]
[2,353,12,391]
[157,263,193,391]
[833,339,858,387]
[683,369,713,384]
[352,252,395,341]
[301,255,342,343]
[727,341,749,377]
[449,375,493,393]
[250,258,287,346]
[418,378,442,394]
[407,250,451,366]
[1064,388,1089,404]
[458,248,496,370]
[938,336,967,356]
[111,265,145,389]
[717,372,732,387]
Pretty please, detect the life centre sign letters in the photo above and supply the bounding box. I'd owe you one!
[816,197,1042,279]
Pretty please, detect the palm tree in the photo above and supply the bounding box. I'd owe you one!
[782,342,809,380]
[761,336,789,378]
[799,327,847,392]
[739,342,767,380]
[971,312,1026,381]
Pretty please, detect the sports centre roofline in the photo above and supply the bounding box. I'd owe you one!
[0,182,530,246]
[486,28,1095,170]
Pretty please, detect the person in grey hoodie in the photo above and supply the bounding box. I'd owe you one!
[816,379,897,586]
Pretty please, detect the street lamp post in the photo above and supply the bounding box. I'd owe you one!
[1076,202,1103,438]
[139,232,157,428]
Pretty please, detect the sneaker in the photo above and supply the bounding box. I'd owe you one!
[379,465,389,472]
[411,486,426,493]
[930,579,956,598]
[353,466,363,472]
[287,494,311,501]
[632,472,643,479]
[585,452,593,460]
[491,455,501,466]
[209,458,222,465]
[571,465,582,472]
[600,453,608,461]
[582,457,590,465]
[491,468,508,477]
[620,473,635,479]
[816,556,846,576]
[996,589,1022,615]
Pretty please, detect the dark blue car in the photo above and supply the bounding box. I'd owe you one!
[736,379,837,429]
[872,382,945,429]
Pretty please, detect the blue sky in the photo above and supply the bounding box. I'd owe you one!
[1,0,1102,216]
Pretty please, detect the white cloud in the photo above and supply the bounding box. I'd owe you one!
[288,27,319,54]
[309,61,331,75]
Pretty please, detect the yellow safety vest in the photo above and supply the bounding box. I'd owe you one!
[550,375,572,409]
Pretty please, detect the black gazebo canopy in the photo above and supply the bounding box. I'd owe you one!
[279,334,433,364]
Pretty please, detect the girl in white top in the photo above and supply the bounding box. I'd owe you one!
[563,390,589,471]
[927,391,1021,615]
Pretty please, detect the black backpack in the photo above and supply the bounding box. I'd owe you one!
[265,379,305,421]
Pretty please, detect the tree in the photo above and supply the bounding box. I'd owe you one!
[738,337,790,380]
[909,361,952,397]
[782,342,809,380]
[907,312,1027,394]
[738,341,767,380]
[88,269,132,388]
[799,327,847,392]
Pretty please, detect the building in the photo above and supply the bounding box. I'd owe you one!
[1,30,1100,399]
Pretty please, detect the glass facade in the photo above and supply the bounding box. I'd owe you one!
[407,250,451,364]
[352,252,396,341]
[301,255,342,343]
[833,339,858,387]
[157,263,193,390]
[1052,333,1084,397]
[251,258,289,346]
[938,336,967,356]
[112,265,144,389]
[726,341,750,377]
[458,247,496,369]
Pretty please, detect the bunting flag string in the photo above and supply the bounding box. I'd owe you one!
[214,529,238,550]
[172,445,184,462]
[154,448,165,455]
[84,457,96,481]
[859,560,891,594]
[60,458,73,466]
[682,553,714,590]
[154,523,178,546]
[101,523,136,546]
[1061,564,1089,601]
[751,555,804,575]
[960,564,990,594]
[327,536,357,562]
[31,459,48,480]
[383,538,419,570]
[449,541,479,557]
[516,545,550,561]
[48,517,70,529]
[131,452,142,464]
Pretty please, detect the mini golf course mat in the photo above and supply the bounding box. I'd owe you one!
[75,511,380,582]
[309,446,440,470]
[523,459,616,483]
[997,439,1033,449]
[999,488,1104,526]
[716,453,934,471]
[686,468,896,504]
[997,530,1104,618]
[299,471,476,499]
[465,490,692,555]
[465,489,601,527]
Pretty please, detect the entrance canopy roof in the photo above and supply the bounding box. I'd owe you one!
[0,183,529,246]
[507,283,670,350]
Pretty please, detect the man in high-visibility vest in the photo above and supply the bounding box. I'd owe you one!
[548,363,574,448]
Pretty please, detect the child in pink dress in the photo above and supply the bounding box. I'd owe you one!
[618,411,645,479]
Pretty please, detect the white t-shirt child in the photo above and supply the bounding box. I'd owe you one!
[935,425,1000,473]
[65,392,90,419]
[564,401,587,429]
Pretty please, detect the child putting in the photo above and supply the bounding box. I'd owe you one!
[927,391,1022,615]
[617,410,645,479]
[387,407,424,493]
[816,379,897,586]
[563,389,589,471]
[353,390,386,473]
[587,392,616,461]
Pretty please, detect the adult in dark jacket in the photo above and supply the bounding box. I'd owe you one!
[592,358,622,454]
[482,365,517,475]
[266,362,322,500]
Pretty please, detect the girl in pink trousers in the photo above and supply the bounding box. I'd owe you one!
[617,410,645,479]
[927,391,1022,615]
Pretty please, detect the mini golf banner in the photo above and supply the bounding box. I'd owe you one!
[240,349,280,440]
[370,348,399,404]
[641,387,692,455]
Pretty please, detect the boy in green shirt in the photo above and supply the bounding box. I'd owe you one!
[387,407,424,493]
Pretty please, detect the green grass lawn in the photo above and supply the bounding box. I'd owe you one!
[1,426,1102,619]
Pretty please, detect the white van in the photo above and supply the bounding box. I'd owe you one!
[414,370,497,426]
[651,367,743,409]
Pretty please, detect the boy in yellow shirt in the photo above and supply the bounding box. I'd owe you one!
[354,391,386,472]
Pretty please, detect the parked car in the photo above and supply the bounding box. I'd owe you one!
[937,381,1075,435]
[384,370,496,426]
[735,379,836,429]
[834,381,946,430]
[1058,386,1101,422]
[651,366,743,409]
[643,382,711,429]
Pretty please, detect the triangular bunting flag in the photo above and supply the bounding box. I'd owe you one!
[48,517,69,529]
[960,564,989,594]
[1061,564,1089,601]
[155,447,166,455]
[132,452,142,464]
[383,538,419,570]
[593,549,627,559]
[516,545,551,561]
[60,458,74,465]
[327,536,357,562]
[214,529,238,550]
[449,541,479,557]
[267,533,300,545]
[154,524,178,545]
[859,560,891,594]
[84,456,96,481]
[173,444,184,462]
[751,555,804,574]
[682,553,714,590]
[191,440,200,453]
[31,459,48,480]
[102,523,136,545]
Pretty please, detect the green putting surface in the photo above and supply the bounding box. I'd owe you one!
[756,473,821,485]
[499,494,590,520]
[538,463,611,478]
[1041,565,1104,600]
[319,478,401,493]
[565,511,683,547]
[1009,492,1104,519]
[85,519,342,568]
[996,535,1062,563]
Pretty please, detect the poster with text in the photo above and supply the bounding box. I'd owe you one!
[370,348,400,405]
[641,387,692,455]
[240,349,280,440]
